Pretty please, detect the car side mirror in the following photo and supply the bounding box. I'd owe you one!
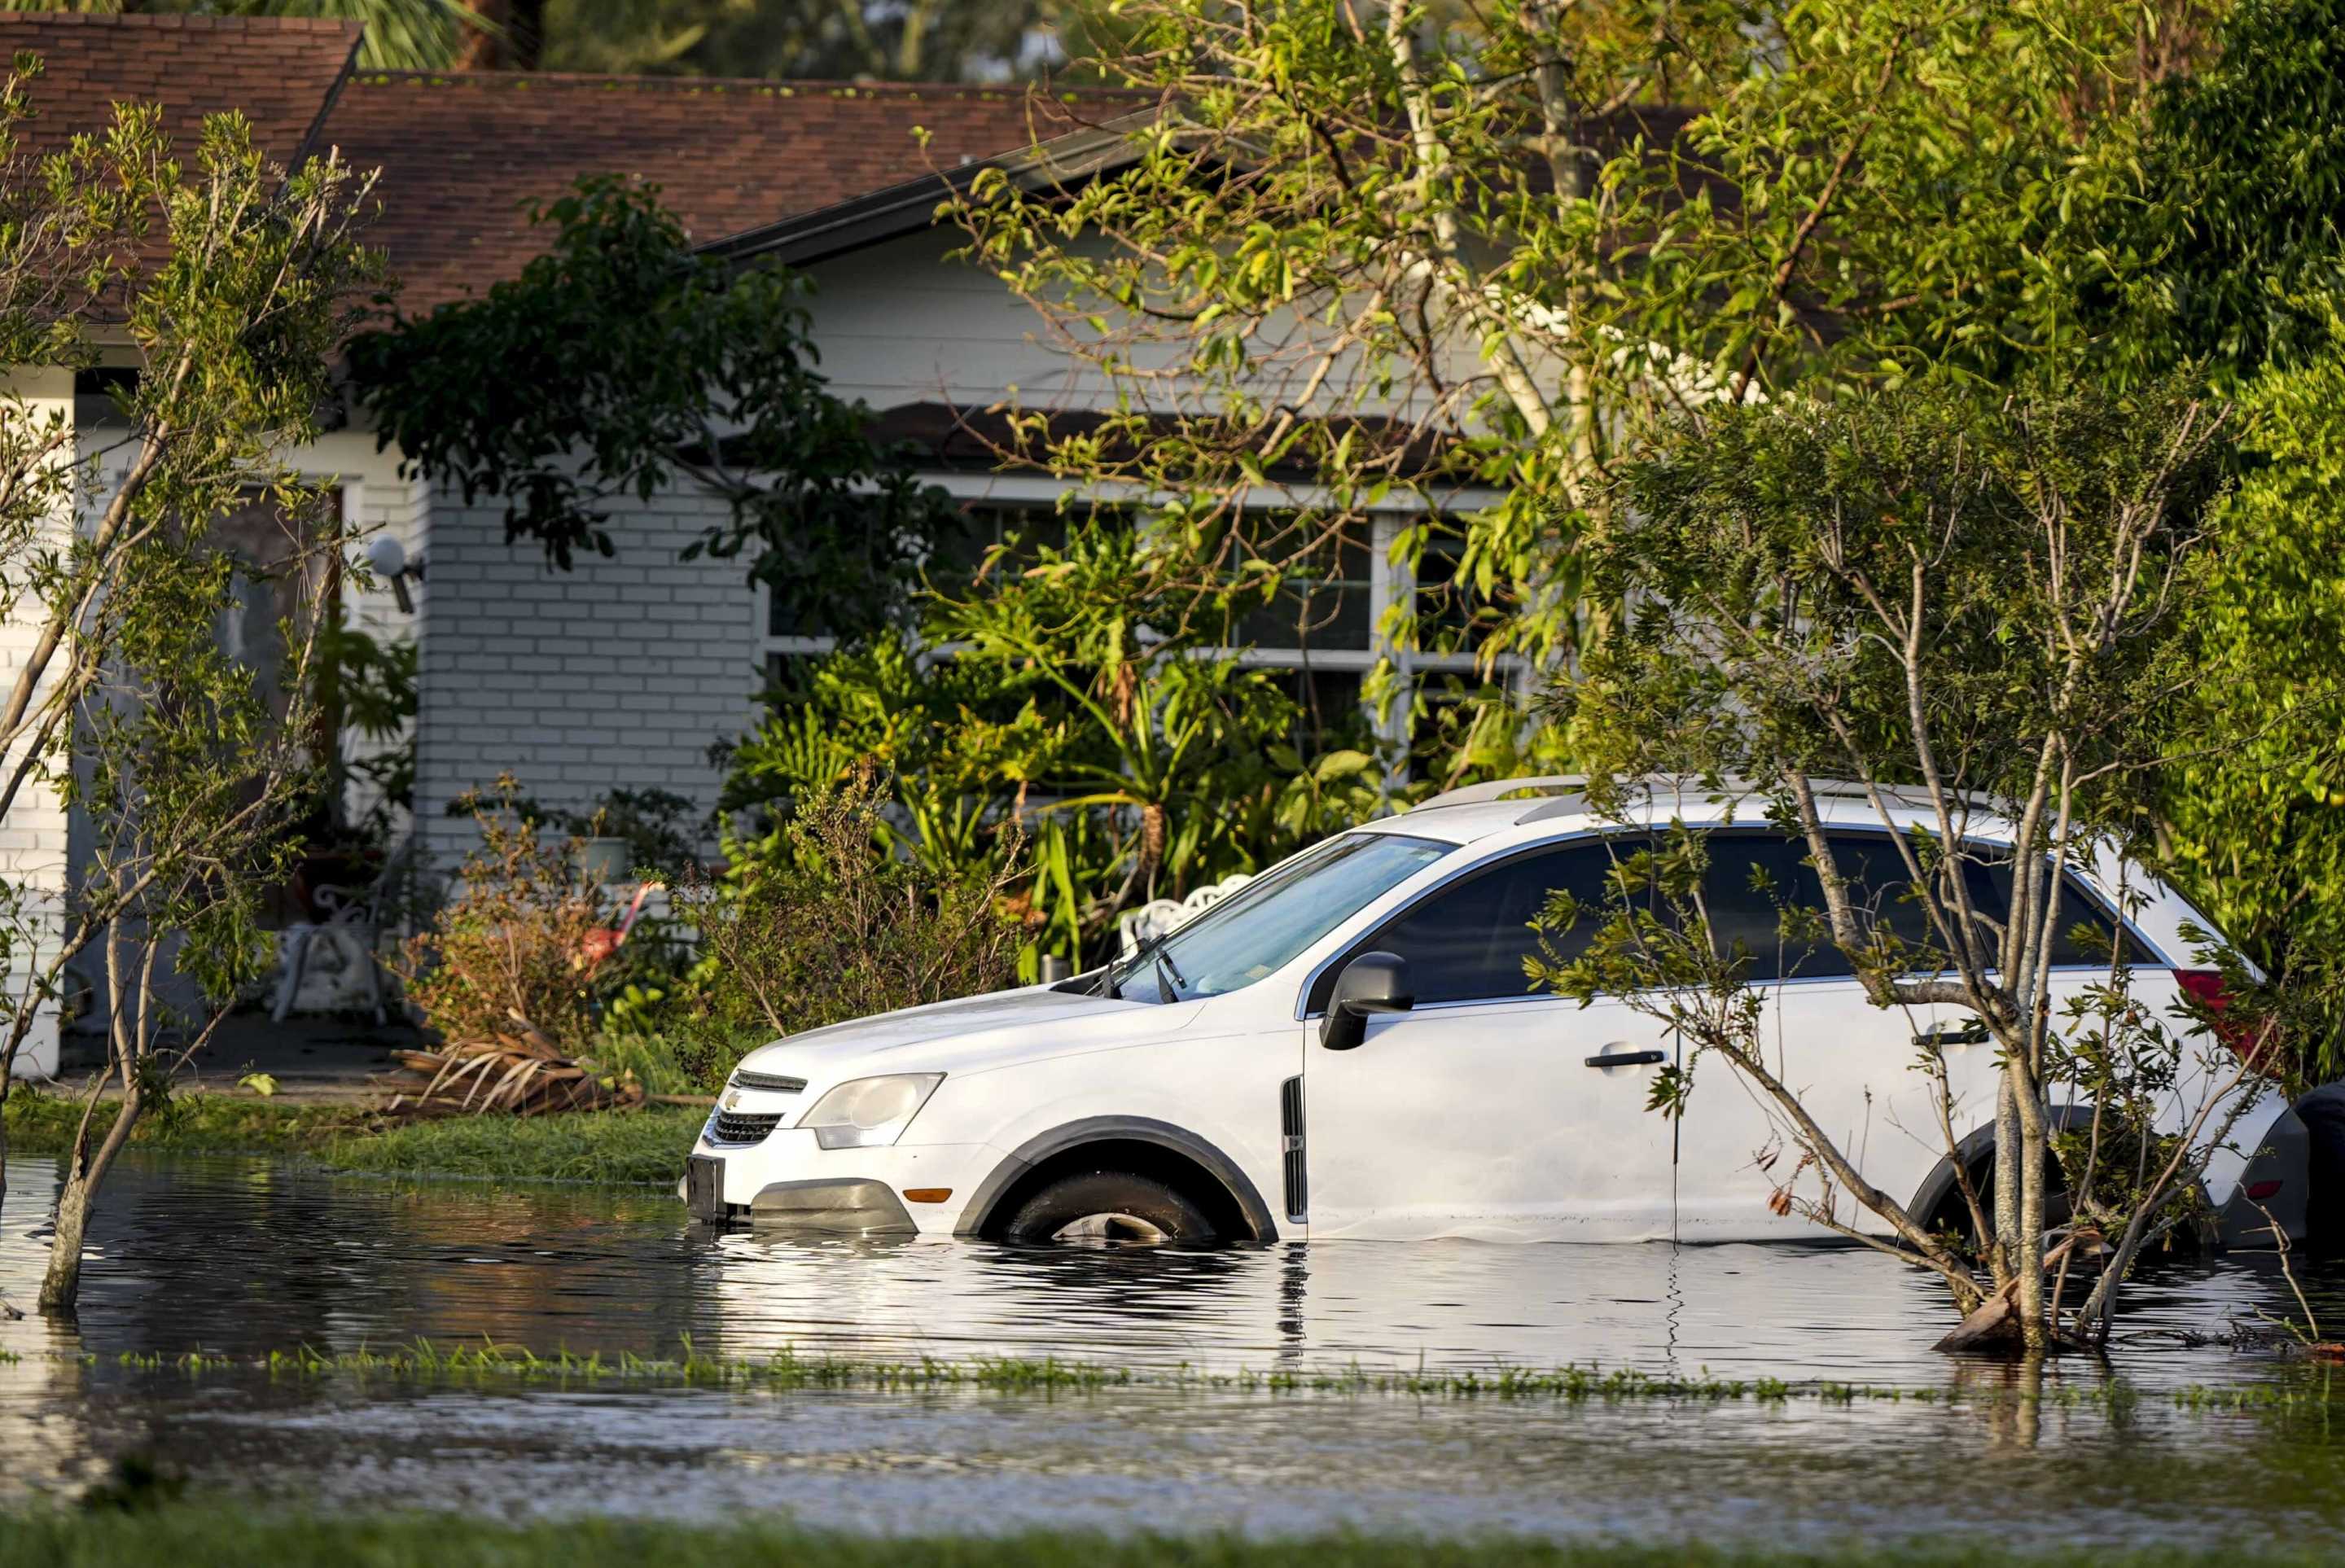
[1319,951,1414,1051]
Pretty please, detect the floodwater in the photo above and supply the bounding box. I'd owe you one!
[6,1153,2345,1548]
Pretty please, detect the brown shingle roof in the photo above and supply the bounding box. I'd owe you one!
[0,13,361,166]
[322,73,1130,312]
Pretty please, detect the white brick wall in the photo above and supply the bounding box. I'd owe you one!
[2,369,76,1077]
[414,480,763,870]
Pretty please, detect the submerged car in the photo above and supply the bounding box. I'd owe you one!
[685,777,2318,1247]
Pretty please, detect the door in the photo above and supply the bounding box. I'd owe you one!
[1674,831,2137,1242]
[1671,830,1947,1241]
[1300,839,1681,1242]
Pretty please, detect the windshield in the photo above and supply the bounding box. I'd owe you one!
[1110,832,1452,1004]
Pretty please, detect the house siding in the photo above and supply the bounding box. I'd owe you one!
[412,482,761,870]
[804,229,1094,410]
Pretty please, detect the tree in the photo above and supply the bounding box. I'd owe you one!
[0,0,493,70]
[539,0,1082,81]
[2161,342,2345,1074]
[2119,0,2345,387]
[1544,378,2256,1353]
[0,66,380,1311]
[949,0,2199,717]
[348,177,955,647]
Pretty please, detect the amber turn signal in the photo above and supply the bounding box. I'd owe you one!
[902,1188,953,1204]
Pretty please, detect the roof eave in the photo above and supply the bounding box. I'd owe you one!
[699,108,1160,269]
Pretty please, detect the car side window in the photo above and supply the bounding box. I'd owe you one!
[1701,830,2140,982]
[1311,841,1624,1010]
[1960,856,2142,968]
[1698,835,1846,983]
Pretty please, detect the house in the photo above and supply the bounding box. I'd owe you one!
[0,13,1508,1076]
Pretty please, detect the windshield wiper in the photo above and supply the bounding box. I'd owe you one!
[1154,946,1190,1001]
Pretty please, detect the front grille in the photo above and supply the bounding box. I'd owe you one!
[1280,1075,1307,1223]
[708,1110,784,1147]
[731,1069,806,1094]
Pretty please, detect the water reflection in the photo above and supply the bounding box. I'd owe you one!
[5,1152,2336,1378]
[6,1153,2345,1547]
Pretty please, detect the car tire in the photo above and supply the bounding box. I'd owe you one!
[1001,1171,1217,1245]
[1927,1153,2074,1249]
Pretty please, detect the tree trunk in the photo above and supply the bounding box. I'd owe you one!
[2012,1070,2052,1352]
[458,0,546,71]
[36,1167,94,1315]
[1993,1068,2021,1280]
[38,1089,141,1316]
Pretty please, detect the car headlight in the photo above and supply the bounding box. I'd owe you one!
[799,1073,945,1150]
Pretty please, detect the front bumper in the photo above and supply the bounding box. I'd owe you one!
[686,1167,918,1234]
[685,1127,993,1236]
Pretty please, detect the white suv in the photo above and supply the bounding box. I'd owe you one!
[685,777,2313,1247]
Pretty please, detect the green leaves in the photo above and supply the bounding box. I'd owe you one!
[1568,374,2231,875]
[2121,0,2345,386]
[348,177,953,646]
[2162,341,2345,1073]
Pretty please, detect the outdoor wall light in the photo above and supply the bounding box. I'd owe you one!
[365,532,425,614]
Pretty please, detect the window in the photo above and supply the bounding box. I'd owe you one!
[1694,833,1940,982]
[1959,853,2142,970]
[1697,830,2140,983]
[1277,666,1370,748]
[1312,840,1624,1011]
[921,504,1072,596]
[1110,831,1451,1005]
[750,491,1531,766]
[1231,527,1374,650]
[1413,534,1512,654]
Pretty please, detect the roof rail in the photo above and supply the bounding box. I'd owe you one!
[1410,773,1991,818]
[1409,775,1588,812]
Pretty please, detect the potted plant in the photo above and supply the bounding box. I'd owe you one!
[563,788,699,883]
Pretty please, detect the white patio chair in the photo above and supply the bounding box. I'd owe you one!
[1116,872,1256,958]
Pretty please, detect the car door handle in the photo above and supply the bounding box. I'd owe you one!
[1585,1049,1667,1068]
[1913,1020,1991,1048]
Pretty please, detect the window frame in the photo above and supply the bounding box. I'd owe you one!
[755,484,1533,773]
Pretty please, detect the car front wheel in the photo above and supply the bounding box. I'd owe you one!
[1000,1171,1217,1244]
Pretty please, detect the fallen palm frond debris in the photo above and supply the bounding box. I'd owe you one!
[387,1010,644,1116]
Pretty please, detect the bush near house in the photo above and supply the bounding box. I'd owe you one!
[676,768,1025,1052]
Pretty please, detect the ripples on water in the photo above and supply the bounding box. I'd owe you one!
[7,1153,2345,1546]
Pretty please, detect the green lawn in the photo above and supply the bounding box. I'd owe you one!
[2,1090,365,1156]
[1,1089,699,1187]
[320,1104,702,1185]
[0,1513,2330,1568]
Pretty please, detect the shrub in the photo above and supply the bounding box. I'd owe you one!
[395,776,611,1048]
[683,771,1025,1050]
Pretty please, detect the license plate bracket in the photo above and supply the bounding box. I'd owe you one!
[685,1154,725,1220]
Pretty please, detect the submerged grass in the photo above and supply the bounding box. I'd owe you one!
[55,1335,2345,1412]
[3,1511,2343,1567]
[1,1088,699,1187]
